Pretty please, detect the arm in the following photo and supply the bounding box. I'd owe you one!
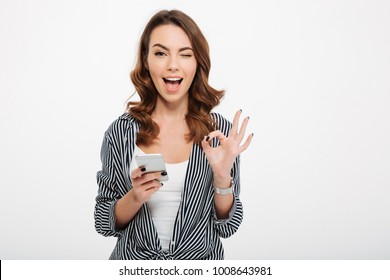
[201,110,253,219]
[212,155,244,238]
[94,133,122,237]
[213,174,234,219]
[95,133,163,234]
[114,169,162,229]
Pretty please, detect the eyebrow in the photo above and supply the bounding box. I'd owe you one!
[152,43,193,52]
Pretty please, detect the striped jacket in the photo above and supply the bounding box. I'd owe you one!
[94,112,243,259]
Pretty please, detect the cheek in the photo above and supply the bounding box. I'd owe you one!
[147,62,162,80]
[147,55,163,73]
[185,61,197,80]
[189,68,197,83]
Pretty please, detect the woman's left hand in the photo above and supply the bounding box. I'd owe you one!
[201,110,253,186]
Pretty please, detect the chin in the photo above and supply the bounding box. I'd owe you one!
[158,91,188,104]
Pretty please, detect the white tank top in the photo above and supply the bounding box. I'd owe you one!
[130,145,188,251]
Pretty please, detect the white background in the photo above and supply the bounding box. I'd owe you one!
[0,0,389,260]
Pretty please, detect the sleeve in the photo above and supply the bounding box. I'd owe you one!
[212,154,244,239]
[94,132,123,237]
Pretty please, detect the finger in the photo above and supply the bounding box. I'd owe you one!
[237,116,250,143]
[142,179,163,191]
[142,171,166,184]
[136,171,166,185]
[201,135,213,153]
[144,184,161,198]
[133,177,163,192]
[130,167,145,179]
[239,133,254,153]
[229,109,242,137]
[133,181,161,203]
[206,130,227,143]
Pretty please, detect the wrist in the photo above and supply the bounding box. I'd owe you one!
[213,174,231,189]
[213,178,234,195]
[127,188,145,206]
[213,177,232,189]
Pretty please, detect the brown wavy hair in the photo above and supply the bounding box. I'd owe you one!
[127,10,224,146]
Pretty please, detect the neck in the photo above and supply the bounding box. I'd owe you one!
[153,96,188,121]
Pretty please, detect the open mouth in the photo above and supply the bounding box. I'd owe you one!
[163,77,183,86]
[163,77,183,92]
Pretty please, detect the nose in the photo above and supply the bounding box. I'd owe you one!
[167,55,179,71]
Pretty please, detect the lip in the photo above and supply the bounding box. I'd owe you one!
[164,76,183,79]
[163,76,183,92]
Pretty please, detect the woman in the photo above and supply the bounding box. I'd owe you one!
[94,9,253,260]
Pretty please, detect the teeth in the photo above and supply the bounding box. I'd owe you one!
[165,78,182,81]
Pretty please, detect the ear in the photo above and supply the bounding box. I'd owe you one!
[144,56,149,71]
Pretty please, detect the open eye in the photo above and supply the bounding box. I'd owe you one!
[154,51,166,57]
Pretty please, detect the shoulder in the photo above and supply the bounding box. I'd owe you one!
[211,111,232,133]
[104,113,139,140]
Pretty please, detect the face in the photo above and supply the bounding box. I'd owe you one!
[146,24,197,106]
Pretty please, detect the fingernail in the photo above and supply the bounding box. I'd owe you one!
[140,167,146,172]
[160,182,164,187]
[240,109,242,112]
[161,171,167,176]
[206,136,210,141]
[252,133,254,137]
[247,116,250,120]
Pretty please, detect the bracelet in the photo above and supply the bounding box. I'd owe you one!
[213,179,234,195]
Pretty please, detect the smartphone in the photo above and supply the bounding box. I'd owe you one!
[135,154,169,181]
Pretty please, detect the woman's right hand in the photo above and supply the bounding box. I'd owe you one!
[115,168,164,229]
[130,168,164,204]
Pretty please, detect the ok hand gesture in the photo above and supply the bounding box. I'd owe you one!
[201,110,253,186]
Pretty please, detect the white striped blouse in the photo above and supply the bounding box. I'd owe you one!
[94,112,243,260]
